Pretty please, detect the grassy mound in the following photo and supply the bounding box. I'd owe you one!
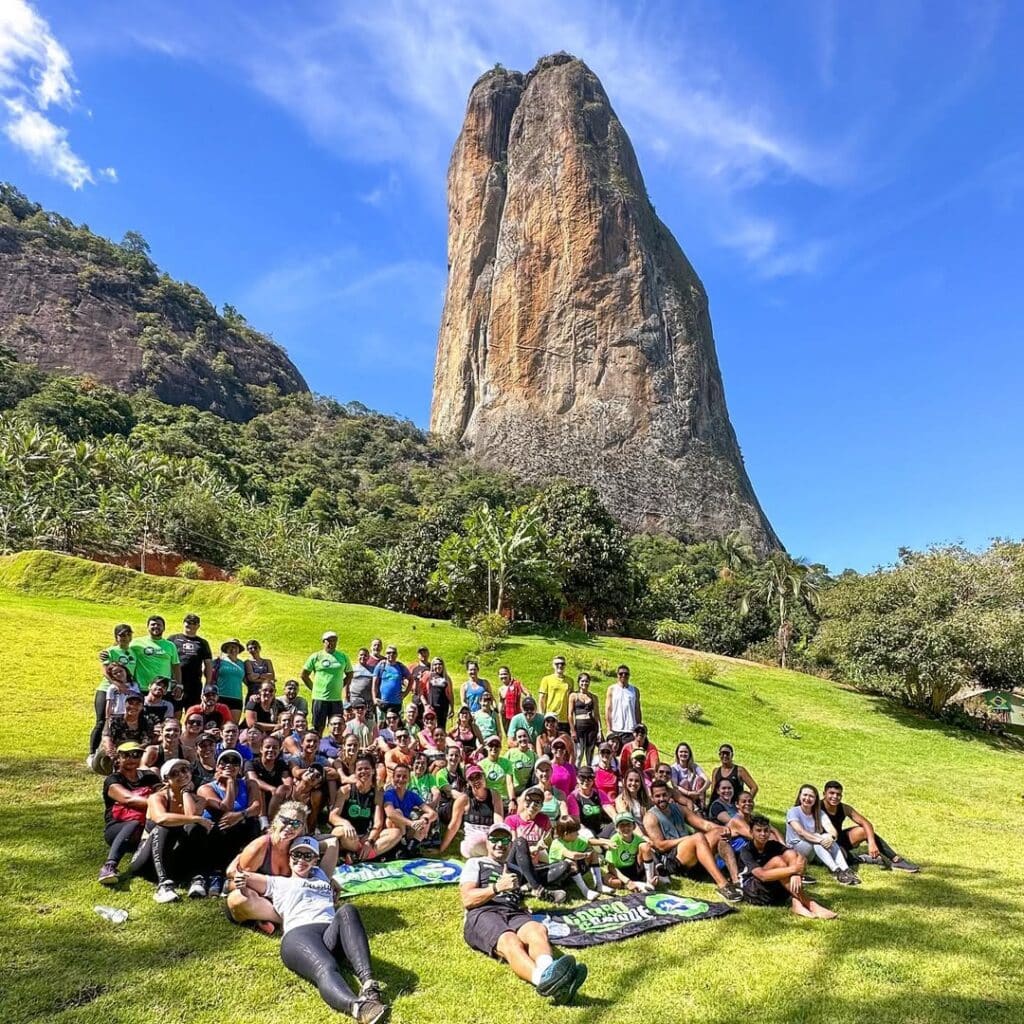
[2,551,1021,1024]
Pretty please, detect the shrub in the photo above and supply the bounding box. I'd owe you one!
[689,657,718,686]
[235,565,263,587]
[468,612,511,653]
[174,560,202,580]
[301,585,327,601]
[653,619,699,647]
[590,658,616,679]
[682,702,704,723]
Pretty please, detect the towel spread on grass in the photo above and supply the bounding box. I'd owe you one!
[532,892,735,947]
[334,857,462,896]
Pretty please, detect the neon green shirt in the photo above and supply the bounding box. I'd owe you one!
[303,649,352,702]
[507,748,536,791]
[606,832,643,869]
[130,636,179,692]
[479,756,513,795]
[98,645,137,691]
[550,836,589,862]
[409,771,437,801]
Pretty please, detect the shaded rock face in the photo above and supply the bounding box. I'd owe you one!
[431,54,779,551]
[0,227,307,421]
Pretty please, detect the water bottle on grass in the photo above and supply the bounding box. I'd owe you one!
[94,905,128,925]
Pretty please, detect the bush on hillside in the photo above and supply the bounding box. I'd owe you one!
[235,565,263,587]
[682,702,704,723]
[653,619,698,646]
[175,560,202,579]
[689,657,718,686]
[468,612,511,652]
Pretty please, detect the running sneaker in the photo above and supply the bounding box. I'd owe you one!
[359,979,386,1001]
[801,874,817,885]
[537,956,577,998]
[353,997,390,1024]
[716,884,743,904]
[855,853,885,867]
[85,754,95,771]
[154,881,179,904]
[833,869,857,886]
[538,887,568,904]
[888,856,920,873]
[207,874,224,898]
[98,861,119,886]
[187,876,207,899]
[549,961,588,1006]
[600,885,615,895]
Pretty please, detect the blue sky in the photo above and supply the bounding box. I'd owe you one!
[2,0,1022,573]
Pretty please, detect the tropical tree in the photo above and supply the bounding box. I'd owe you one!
[709,530,756,578]
[742,553,823,667]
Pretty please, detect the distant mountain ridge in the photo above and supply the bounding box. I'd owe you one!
[0,184,307,422]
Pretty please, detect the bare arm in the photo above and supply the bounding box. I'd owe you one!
[738,766,758,798]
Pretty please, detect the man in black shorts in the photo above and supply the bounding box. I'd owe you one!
[739,815,836,918]
[643,780,742,902]
[460,823,587,1004]
[821,781,919,872]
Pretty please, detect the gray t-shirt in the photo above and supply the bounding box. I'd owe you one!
[785,806,825,846]
[264,868,335,933]
[349,665,374,703]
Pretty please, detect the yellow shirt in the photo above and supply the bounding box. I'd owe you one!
[538,673,573,721]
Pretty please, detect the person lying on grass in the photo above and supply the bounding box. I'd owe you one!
[821,780,920,872]
[739,815,837,919]
[225,801,340,934]
[643,780,742,902]
[234,835,390,1024]
[460,822,587,1005]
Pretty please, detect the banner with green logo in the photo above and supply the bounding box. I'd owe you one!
[334,858,462,896]
[532,893,734,947]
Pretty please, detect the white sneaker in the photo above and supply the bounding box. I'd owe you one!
[600,885,615,895]
[187,877,207,899]
[85,754,95,771]
[154,881,179,904]
[584,889,600,901]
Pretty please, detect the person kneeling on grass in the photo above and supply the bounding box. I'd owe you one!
[821,781,920,873]
[460,822,587,1005]
[383,763,438,854]
[643,780,743,903]
[739,815,836,919]
[604,813,659,893]
[549,816,611,900]
[234,835,389,1024]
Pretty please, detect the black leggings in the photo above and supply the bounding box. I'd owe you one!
[574,724,599,766]
[279,905,373,1014]
[131,823,210,883]
[207,819,262,872]
[506,838,573,891]
[90,690,107,754]
[103,820,144,864]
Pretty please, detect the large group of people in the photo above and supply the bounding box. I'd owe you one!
[89,616,920,1017]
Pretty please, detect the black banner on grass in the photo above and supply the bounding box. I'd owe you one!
[532,892,734,947]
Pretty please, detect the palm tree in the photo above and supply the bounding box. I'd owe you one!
[742,552,822,667]
[710,530,756,578]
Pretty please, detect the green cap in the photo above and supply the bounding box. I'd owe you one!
[614,812,636,827]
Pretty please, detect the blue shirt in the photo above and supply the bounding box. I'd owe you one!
[373,661,410,704]
[383,786,422,819]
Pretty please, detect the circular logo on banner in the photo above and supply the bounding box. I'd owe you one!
[403,859,460,884]
[644,893,709,918]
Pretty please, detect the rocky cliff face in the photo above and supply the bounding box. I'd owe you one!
[0,212,307,421]
[431,54,780,551]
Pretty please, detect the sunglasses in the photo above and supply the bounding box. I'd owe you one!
[187,718,203,726]
[290,850,318,863]
[279,816,304,830]
[121,750,143,758]
[524,796,541,805]
[489,836,511,847]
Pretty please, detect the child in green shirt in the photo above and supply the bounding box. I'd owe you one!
[550,816,609,901]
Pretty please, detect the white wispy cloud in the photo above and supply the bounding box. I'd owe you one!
[0,0,113,188]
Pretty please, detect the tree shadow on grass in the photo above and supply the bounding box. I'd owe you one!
[865,696,1024,753]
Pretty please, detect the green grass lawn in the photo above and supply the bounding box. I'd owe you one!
[2,550,1022,1024]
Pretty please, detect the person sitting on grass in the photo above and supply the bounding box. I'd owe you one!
[670,742,709,810]
[383,763,438,854]
[643,780,742,902]
[197,749,262,893]
[618,724,659,775]
[572,765,612,840]
[478,735,516,806]
[98,742,160,886]
[786,784,859,885]
[329,755,403,862]
[449,705,484,758]
[132,756,214,903]
[739,814,837,919]
[246,732,292,826]
[246,682,285,736]
[233,835,390,1024]
[727,791,784,846]
[506,728,537,800]
[594,742,620,806]
[604,813,659,893]
[460,822,587,1005]
[193,731,219,785]
[502,786,572,902]
[225,801,338,934]
[281,678,308,716]
[710,743,758,799]
[532,757,571,821]
[185,685,232,732]
[408,751,439,808]
[216,720,253,763]
[441,764,504,857]
[708,777,738,824]
[821,780,920,872]
[549,815,608,900]
[141,716,191,773]
[95,692,153,775]
[613,767,650,828]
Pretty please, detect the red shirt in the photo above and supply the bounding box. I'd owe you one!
[620,741,660,776]
[184,702,231,727]
[502,678,527,719]
[595,764,620,806]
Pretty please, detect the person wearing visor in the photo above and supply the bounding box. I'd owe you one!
[98,741,160,885]
[460,822,587,1005]
[234,835,389,1023]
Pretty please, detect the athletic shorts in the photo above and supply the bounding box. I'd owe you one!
[838,827,858,852]
[221,696,243,712]
[658,851,708,881]
[741,877,790,907]
[464,906,535,957]
[614,859,646,882]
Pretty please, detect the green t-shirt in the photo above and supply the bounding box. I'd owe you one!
[409,772,437,801]
[473,709,500,741]
[606,832,643,869]
[507,711,544,743]
[550,835,589,862]
[212,656,245,701]
[479,756,512,795]
[303,649,352,701]
[98,645,137,691]
[130,636,179,692]
[507,748,536,791]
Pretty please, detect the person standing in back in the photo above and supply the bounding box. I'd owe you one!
[537,656,573,734]
[604,664,641,746]
[169,614,212,708]
[302,631,353,733]
[132,616,182,696]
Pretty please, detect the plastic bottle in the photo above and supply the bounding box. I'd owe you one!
[94,905,129,924]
